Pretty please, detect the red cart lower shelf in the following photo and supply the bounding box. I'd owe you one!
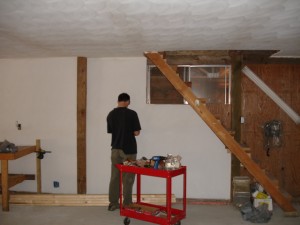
[116,164,187,225]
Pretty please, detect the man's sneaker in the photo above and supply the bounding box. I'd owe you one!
[108,203,119,211]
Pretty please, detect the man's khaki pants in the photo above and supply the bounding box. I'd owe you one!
[109,149,136,207]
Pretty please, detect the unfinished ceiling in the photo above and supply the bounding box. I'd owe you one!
[0,0,300,58]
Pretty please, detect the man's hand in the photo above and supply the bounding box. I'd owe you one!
[134,130,140,136]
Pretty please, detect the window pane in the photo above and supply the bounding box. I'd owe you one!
[147,65,231,105]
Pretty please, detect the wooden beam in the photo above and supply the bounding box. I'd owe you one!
[77,57,87,194]
[164,50,229,57]
[144,52,297,214]
[229,50,300,64]
[149,50,231,65]
[2,194,175,206]
[1,160,9,211]
[151,50,300,65]
[230,53,243,183]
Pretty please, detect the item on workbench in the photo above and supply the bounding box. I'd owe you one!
[0,140,18,153]
[165,154,182,170]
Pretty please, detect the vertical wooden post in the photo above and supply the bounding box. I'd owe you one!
[1,160,9,211]
[77,57,87,194]
[36,139,42,193]
[230,51,243,174]
[229,51,243,195]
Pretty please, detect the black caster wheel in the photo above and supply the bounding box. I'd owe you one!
[123,217,130,225]
[174,221,181,225]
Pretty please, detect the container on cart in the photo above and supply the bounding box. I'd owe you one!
[116,164,186,225]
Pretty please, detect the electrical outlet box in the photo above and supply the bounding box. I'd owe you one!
[53,181,60,188]
[241,116,245,124]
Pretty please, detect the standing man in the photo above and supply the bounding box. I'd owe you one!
[107,93,141,211]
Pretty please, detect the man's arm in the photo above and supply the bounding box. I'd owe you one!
[107,113,113,133]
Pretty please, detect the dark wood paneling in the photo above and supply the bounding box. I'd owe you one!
[241,64,300,197]
[150,76,183,104]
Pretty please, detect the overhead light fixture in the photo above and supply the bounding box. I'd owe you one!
[242,66,300,124]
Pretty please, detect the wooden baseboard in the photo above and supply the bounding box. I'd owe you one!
[0,194,176,206]
[177,198,231,205]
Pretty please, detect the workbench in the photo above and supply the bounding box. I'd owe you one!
[0,140,42,211]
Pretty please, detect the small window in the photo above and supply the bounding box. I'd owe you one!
[147,65,231,104]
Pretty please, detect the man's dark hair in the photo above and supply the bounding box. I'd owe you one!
[118,93,130,102]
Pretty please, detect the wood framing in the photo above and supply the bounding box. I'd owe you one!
[1,160,8,211]
[229,53,243,182]
[144,52,297,215]
[2,194,175,206]
[0,174,35,189]
[35,139,42,193]
[0,146,36,160]
[77,57,87,194]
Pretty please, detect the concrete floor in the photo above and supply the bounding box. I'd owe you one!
[0,204,299,225]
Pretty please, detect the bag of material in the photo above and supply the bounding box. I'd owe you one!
[241,202,272,223]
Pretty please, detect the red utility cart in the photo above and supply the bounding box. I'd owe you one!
[116,164,187,225]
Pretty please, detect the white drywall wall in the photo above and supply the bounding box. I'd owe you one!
[87,57,231,199]
[0,57,231,199]
[0,58,77,193]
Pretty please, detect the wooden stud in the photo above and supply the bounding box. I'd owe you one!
[1,160,9,211]
[77,57,87,194]
[35,139,42,193]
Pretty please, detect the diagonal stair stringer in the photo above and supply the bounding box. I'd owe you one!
[144,52,297,215]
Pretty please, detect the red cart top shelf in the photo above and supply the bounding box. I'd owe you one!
[116,164,186,178]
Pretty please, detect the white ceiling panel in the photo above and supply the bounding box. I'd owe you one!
[0,0,299,58]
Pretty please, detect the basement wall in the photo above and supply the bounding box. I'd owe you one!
[0,58,77,193]
[0,57,231,199]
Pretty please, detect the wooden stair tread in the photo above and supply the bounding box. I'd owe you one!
[240,144,251,153]
[228,131,236,136]
[280,190,293,201]
[226,143,251,154]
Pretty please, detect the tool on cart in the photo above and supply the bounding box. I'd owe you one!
[165,154,182,170]
[150,156,167,169]
[151,156,162,169]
